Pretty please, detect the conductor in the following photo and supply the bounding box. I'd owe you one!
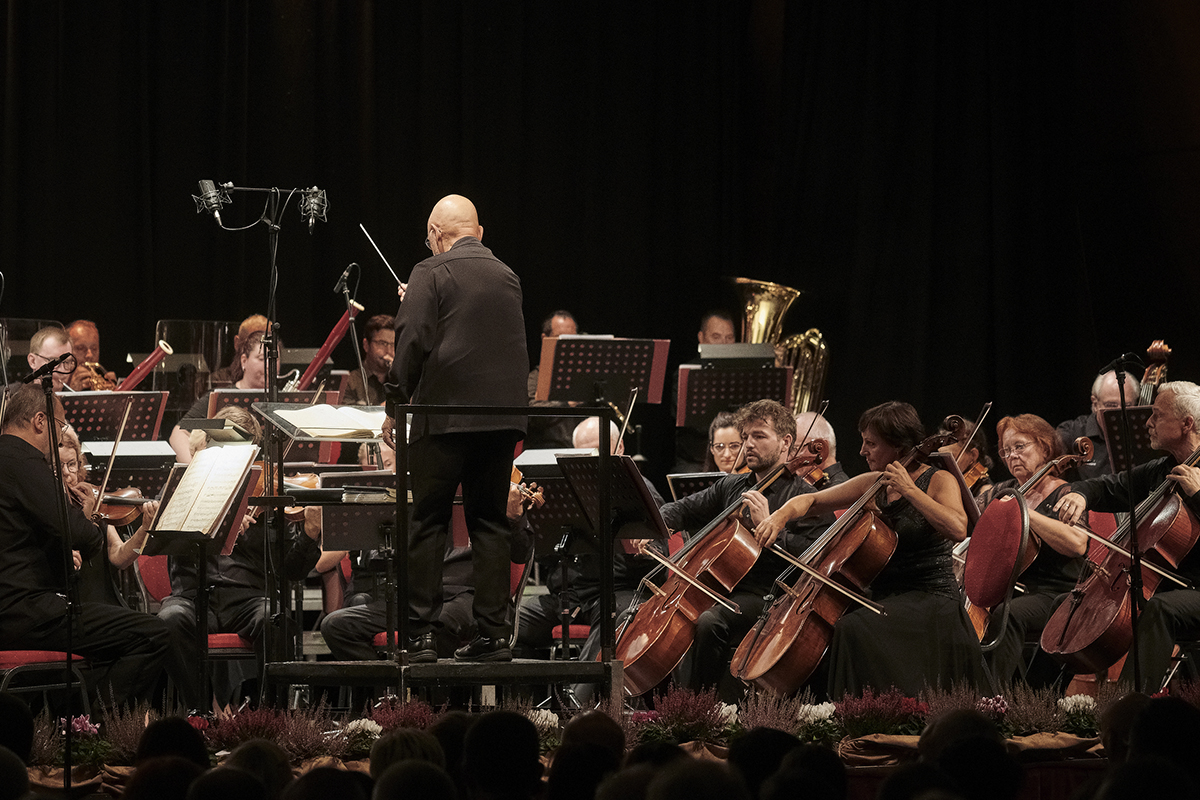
[381,195,528,663]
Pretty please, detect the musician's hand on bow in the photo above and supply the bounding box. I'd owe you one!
[72,550,82,571]
[381,416,396,449]
[1053,491,1087,525]
[1168,463,1200,498]
[630,539,653,555]
[741,489,770,527]
[882,462,918,499]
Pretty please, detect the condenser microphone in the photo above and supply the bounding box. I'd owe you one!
[193,180,226,226]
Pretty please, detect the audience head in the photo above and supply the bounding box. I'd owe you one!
[428,710,473,783]
[918,708,1002,763]
[0,746,28,800]
[646,758,750,800]
[1100,691,1150,766]
[1095,755,1197,800]
[624,740,689,769]
[726,727,802,800]
[935,736,1022,800]
[561,710,626,761]
[547,742,620,800]
[368,727,445,780]
[186,766,268,800]
[225,739,294,800]
[124,755,206,800]
[597,764,658,800]
[770,744,846,800]
[1128,695,1200,787]
[461,710,543,799]
[0,691,34,762]
[280,767,370,800]
[135,716,210,769]
[373,760,457,800]
[875,761,958,800]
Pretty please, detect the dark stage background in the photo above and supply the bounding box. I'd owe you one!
[2,1,1198,486]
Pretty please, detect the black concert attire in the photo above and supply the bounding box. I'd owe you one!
[158,516,320,707]
[75,527,135,608]
[657,469,833,694]
[981,480,1082,686]
[514,477,666,659]
[1056,414,1113,480]
[0,435,169,706]
[825,466,986,698]
[344,371,387,406]
[1070,455,1200,692]
[386,236,528,643]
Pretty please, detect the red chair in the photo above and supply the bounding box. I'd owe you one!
[0,650,90,714]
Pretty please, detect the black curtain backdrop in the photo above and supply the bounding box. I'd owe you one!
[2,0,1198,483]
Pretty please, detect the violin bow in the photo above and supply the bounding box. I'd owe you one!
[616,385,639,444]
[90,398,134,521]
[953,401,992,472]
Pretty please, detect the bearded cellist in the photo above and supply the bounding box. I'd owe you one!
[1054,381,1200,692]
[654,399,844,699]
[755,401,987,697]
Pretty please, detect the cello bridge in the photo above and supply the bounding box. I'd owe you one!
[774,579,800,599]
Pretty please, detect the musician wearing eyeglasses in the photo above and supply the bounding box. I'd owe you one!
[1055,369,1142,480]
[343,314,394,406]
[703,412,742,473]
[1054,381,1200,693]
[25,326,75,393]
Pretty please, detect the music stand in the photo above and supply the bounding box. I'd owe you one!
[524,477,595,555]
[80,440,176,500]
[143,461,259,711]
[534,337,669,406]
[558,455,670,543]
[666,472,725,502]
[62,391,169,440]
[676,365,792,428]
[212,390,342,463]
[1102,406,1157,473]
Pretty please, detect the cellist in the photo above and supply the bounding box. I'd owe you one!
[1054,381,1200,692]
[656,399,839,698]
[755,401,987,697]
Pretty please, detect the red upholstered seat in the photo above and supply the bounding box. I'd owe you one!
[208,634,254,650]
[550,625,591,640]
[0,651,85,669]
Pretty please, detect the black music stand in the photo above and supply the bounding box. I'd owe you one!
[666,472,726,502]
[62,390,169,440]
[211,390,343,463]
[1102,406,1157,474]
[676,365,792,428]
[80,440,176,500]
[144,461,259,711]
[558,455,670,545]
[534,337,670,406]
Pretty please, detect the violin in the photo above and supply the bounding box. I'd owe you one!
[729,422,962,695]
[612,438,830,696]
[74,483,151,527]
[1040,443,1200,674]
[510,466,545,512]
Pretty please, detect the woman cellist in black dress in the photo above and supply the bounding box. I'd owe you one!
[755,401,987,697]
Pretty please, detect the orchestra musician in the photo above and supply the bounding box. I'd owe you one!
[25,326,74,393]
[939,417,993,500]
[59,423,161,607]
[65,320,117,391]
[1056,369,1142,480]
[0,383,169,706]
[981,414,1088,686]
[1054,381,1200,693]
[209,314,269,387]
[525,310,580,450]
[698,310,736,345]
[656,399,825,698]
[158,405,325,708]
[381,194,528,663]
[755,401,987,697]
[343,314,394,406]
[168,329,272,463]
[703,411,742,473]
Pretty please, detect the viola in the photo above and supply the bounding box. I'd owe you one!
[75,483,151,527]
[729,422,962,695]
[612,439,829,697]
[1040,444,1200,673]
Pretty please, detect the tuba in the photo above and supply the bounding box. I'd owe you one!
[732,277,829,415]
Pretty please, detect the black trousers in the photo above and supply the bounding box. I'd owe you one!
[408,430,518,640]
[15,599,170,707]
[1119,588,1200,693]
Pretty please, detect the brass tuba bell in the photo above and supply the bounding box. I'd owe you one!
[732,277,829,415]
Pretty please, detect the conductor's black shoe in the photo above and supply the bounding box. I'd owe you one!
[406,633,437,663]
[454,635,512,662]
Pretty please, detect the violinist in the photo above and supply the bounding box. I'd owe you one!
[657,399,823,697]
[343,314,394,406]
[158,404,324,708]
[1054,381,1200,692]
[168,329,273,463]
[982,414,1088,686]
[0,383,169,705]
[1055,369,1142,480]
[793,411,847,487]
[59,424,161,607]
[702,411,742,473]
[25,326,74,393]
[938,418,993,500]
[756,401,986,697]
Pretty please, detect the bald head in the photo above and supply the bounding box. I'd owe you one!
[795,411,836,465]
[427,195,483,253]
[572,417,624,455]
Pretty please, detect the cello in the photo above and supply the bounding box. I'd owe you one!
[1040,444,1200,674]
[729,421,962,696]
[612,439,829,697]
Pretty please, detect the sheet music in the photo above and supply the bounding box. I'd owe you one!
[154,445,258,535]
[275,404,386,438]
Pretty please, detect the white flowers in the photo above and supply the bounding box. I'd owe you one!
[717,703,739,727]
[525,708,561,735]
[797,703,836,726]
[343,719,382,737]
[1058,695,1096,715]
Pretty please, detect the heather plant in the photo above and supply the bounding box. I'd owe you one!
[737,688,813,735]
[633,686,732,745]
[277,702,344,762]
[368,696,438,732]
[1003,684,1061,736]
[835,687,928,738]
[921,681,982,721]
[28,709,61,767]
[205,708,289,754]
[100,701,158,765]
[500,697,561,753]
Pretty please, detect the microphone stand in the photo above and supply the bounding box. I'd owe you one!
[1114,365,1144,690]
[39,373,77,788]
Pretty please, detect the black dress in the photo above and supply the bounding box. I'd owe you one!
[825,466,986,698]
